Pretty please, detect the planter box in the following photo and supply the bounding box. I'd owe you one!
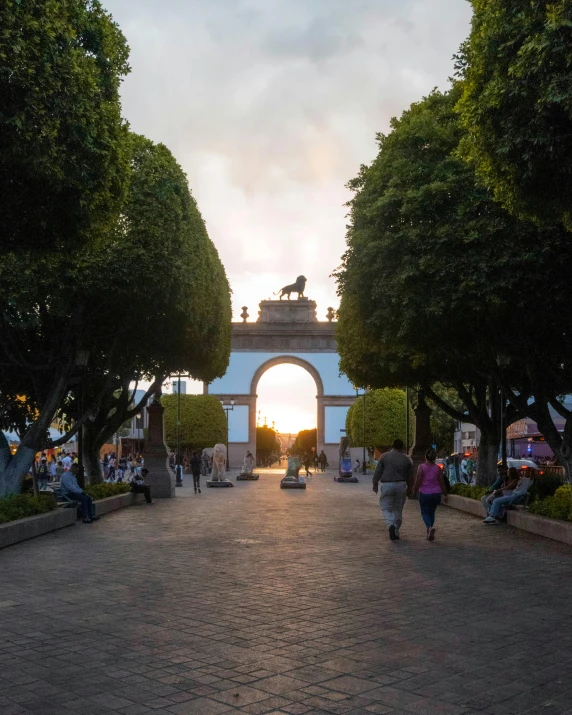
[446,494,485,518]
[0,507,76,550]
[447,493,572,546]
[507,510,572,546]
[94,492,145,516]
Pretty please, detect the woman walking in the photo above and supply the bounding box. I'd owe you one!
[413,449,448,541]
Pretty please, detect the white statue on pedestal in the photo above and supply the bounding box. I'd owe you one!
[211,443,227,481]
[242,451,255,476]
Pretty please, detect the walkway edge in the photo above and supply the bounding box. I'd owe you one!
[446,494,572,546]
[0,492,146,550]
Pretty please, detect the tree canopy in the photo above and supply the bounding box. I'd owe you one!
[162,395,227,453]
[0,132,232,492]
[456,0,572,229]
[0,0,130,251]
[334,87,570,483]
[291,428,317,457]
[256,426,280,465]
[346,389,411,451]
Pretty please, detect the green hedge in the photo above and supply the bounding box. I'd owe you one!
[528,485,572,522]
[449,484,488,500]
[84,482,130,500]
[0,494,56,524]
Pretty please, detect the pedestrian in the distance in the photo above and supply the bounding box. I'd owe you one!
[372,439,413,541]
[190,451,202,494]
[413,449,448,541]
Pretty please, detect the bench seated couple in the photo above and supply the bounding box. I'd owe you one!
[482,466,534,524]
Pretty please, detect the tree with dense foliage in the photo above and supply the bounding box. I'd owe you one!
[456,1,572,230]
[346,389,411,451]
[162,395,227,453]
[0,0,130,252]
[78,134,232,480]
[335,88,570,484]
[291,428,317,458]
[256,426,280,465]
[0,132,232,491]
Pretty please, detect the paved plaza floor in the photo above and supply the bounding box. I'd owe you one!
[1,469,572,715]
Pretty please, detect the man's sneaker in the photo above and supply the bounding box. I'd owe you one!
[198,488,201,493]
[483,516,498,524]
[428,527,436,541]
[389,525,398,541]
[82,518,93,524]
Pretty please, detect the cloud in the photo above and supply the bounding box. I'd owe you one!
[105,0,472,318]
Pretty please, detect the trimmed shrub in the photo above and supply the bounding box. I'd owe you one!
[84,482,130,500]
[529,473,564,502]
[0,494,56,524]
[529,485,572,522]
[449,483,488,500]
[162,394,227,452]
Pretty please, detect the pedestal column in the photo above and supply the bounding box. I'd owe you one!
[142,402,175,498]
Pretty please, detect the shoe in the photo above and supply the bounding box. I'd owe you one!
[426,528,431,540]
[198,488,201,493]
[90,515,101,521]
[82,518,93,524]
[428,528,436,541]
[389,525,398,541]
[483,516,498,524]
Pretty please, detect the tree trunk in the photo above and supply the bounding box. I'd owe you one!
[82,424,104,484]
[0,445,36,496]
[476,431,499,486]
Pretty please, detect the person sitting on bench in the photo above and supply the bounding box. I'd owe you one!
[483,470,534,524]
[481,466,519,515]
[130,468,153,503]
[60,464,100,524]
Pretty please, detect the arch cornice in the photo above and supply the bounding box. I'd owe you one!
[250,355,325,397]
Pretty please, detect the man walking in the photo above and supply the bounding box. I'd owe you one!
[372,439,413,541]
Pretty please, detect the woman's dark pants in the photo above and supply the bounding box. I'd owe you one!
[418,492,442,528]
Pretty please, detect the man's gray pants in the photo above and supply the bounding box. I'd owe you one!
[379,481,408,532]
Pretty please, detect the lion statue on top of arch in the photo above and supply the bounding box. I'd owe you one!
[274,275,307,300]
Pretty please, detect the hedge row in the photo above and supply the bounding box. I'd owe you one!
[0,495,56,524]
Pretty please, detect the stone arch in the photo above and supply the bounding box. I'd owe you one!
[250,355,325,398]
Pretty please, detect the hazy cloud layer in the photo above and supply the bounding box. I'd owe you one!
[106,0,472,318]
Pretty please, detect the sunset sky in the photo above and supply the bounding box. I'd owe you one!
[112,0,473,432]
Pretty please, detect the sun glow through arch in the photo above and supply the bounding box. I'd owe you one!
[256,364,318,435]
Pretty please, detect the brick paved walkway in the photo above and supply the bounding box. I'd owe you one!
[1,469,572,715]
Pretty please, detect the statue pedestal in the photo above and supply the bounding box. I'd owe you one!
[280,477,306,489]
[142,403,175,498]
[206,479,234,488]
[237,473,259,481]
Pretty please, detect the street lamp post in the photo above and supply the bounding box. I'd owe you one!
[220,398,235,471]
[496,356,510,469]
[75,349,90,488]
[171,373,191,487]
[405,386,410,454]
[355,386,367,474]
